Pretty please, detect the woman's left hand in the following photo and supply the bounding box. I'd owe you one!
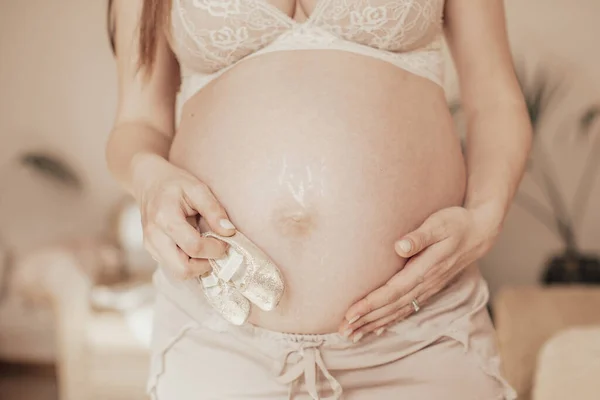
[338,205,502,342]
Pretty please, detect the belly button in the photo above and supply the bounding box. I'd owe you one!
[289,212,303,222]
[271,207,317,238]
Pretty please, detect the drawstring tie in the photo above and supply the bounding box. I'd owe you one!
[276,340,342,400]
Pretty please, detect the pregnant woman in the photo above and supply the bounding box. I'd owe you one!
[107,0,531,398]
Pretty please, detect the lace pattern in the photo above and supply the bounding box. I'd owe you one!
[179,29,444,105]
[172,0,446,101]
[317,0,444,51]
[171,0,293,72]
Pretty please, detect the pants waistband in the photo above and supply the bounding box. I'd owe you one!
[151,264,493,400]
[153,263,489,346]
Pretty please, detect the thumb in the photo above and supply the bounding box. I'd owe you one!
[395,214,445,258]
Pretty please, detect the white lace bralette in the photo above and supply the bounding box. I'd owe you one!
[171,0,446,105]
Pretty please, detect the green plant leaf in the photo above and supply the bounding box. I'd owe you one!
[579,106,600,136]
[516,69,564,136]
[448,100,462,116]
[20,152,83,190]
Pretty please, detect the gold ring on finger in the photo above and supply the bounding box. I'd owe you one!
[411,298,421,313]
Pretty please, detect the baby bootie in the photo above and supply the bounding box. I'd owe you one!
[198,270,251,326]
[201,230,285,312]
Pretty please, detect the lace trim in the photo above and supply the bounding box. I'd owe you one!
[171,0,292,72]
[179,27,444,105]
[172,0,446,74]
[317,0,444,51]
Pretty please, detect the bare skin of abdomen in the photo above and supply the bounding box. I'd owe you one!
[169,51,466,334]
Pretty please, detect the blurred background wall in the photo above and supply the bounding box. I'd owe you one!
[0,0,121,259]
[1,0,599,294]
[469,0,600,295]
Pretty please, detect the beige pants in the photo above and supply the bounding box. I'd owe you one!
[148,265,516,400]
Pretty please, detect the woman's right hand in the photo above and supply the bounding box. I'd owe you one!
[131,153,236,279]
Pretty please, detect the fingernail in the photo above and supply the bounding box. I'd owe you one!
[375,327,386,336]
[396,239,412,253]
[342,328,353,338]
[347,315,360,324]
[219,219,235,230]
[352,333,363,343]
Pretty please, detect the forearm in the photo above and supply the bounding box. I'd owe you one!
[462,101,533,227]
[105,121,173,196]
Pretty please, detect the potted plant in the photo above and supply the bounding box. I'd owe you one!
[449,64,600,284]
[0,149,84,297]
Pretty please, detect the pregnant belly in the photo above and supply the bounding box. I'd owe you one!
[169,51,466,334]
